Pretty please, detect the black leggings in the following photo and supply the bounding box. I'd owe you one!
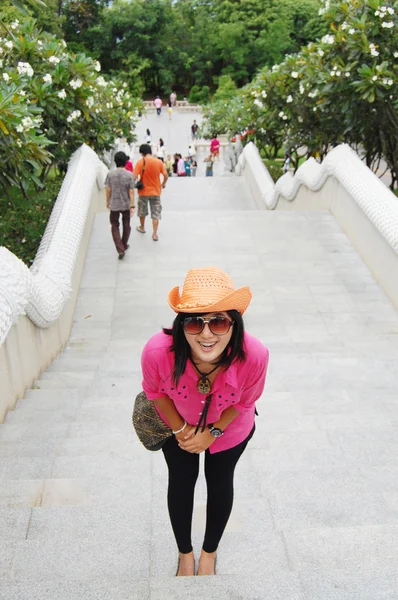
[162,426,255,554]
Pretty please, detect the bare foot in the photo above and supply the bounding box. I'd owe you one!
[176,551,195,576]
[197,550,216,576]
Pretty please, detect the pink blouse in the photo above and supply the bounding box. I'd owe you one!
[141,331,269,453]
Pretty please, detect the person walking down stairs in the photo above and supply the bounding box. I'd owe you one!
[133,144,168,242]
[105,151,135,260]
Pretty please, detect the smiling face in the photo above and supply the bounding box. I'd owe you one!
[183,311,234,365]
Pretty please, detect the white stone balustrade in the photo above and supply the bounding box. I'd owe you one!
[237,141,398,311]
[0,144,107,421]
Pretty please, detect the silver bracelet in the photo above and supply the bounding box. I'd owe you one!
[172,421,187,435]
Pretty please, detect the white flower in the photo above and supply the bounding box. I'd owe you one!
[278,111,285,118]
[387,7,394,15]
[341,22,348,30]
[16,139,23,147]
[11,20,19,30]
[37,40,42,47]
[291,71,299,78]
[345,72,351,77]
[299,84,304,94]
[330,71,335,77]
[2,72,9,82]
[286,95,293,103]
[318,49,324,57]
[21,238,26,243]
[388,79,393,86]
[5,40,13,50]
[394,52,398,58]
[94,61,101,72]
[86,96,94,108]
[313,107,317,112]
[19,90,26,96]
[17,62,34,77]
[96,76,107,87]
[22,117,34,130]
[372,75,378,81]
[70,78,83,89]
[43,74,52,84]
[57,89,67,99]
[254,99,263,108]
[61,40,67,48]
[348,28,355,34]
[369,44,379,57]
[48,55,60,65]
[261,90,267,98]
[66,109,81,123]
[0,59,3,68]
[336,70,341,76]
[381,21,394,28]
[321,34,334,44]
[16,124,24,133]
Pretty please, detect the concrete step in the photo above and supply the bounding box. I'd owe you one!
[34,371,95,389]
[4,404,77,425]
[24,389,84,403]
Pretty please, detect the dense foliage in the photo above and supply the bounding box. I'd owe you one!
[0,1,142,263]
[202,0,398,189]
[28,0,325,94]
[0,12,142,200]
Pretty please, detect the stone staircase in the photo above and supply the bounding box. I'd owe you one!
[1,174,398,600]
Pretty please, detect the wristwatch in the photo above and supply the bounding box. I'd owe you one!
[208,424,224,438]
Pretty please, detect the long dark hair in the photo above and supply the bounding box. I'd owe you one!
[163,310,245,386]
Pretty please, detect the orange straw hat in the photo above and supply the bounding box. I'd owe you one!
[168,266,252,315]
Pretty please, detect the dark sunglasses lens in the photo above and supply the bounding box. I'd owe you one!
[183,317,203,334]
[209,317,231,334]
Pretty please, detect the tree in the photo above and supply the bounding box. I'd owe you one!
[0,15,142,197]
[202,0,398,188]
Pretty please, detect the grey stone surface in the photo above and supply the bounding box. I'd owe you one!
[150,573,305,600]
[0,480,44,508]
[0,578,150,600]
[12,538,150,581]
[2,110,398,597]
[0,508,31,539]
[299,570,398,600]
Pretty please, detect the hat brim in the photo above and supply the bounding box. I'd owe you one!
[168,286,252,315]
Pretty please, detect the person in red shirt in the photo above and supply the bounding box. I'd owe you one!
[125,157,133,172]
[210,135,220,158]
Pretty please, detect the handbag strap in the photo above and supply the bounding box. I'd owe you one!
[140,157,146,184]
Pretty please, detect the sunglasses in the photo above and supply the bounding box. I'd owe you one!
[183,316,234,336]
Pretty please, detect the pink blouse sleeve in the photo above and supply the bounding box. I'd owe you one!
[141,344,162,400]
[234,348,269,413]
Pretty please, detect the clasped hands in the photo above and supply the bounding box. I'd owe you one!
[175,424,215,453]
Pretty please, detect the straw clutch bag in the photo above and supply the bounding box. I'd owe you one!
[132,391,172,451]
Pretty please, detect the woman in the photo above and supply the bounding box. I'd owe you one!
[141,267,269,576]
[204,154,214,177]
[157,139,165,162]
[210,135,220,158]
[145,129,151,144]
[177,154,186,177]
